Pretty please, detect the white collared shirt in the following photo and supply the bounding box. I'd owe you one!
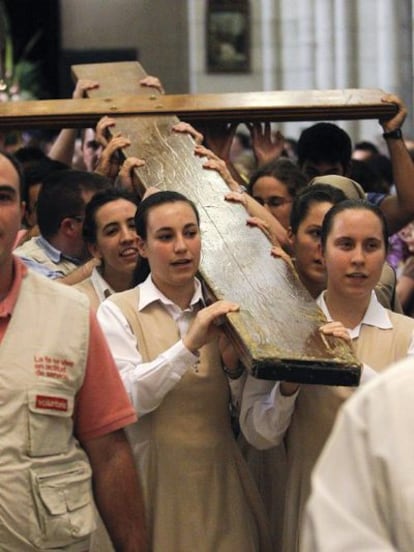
[90,267,115,303]
[317,290,414,371]
[97,275,205,416]
[316,290,392,339]
[239,291,398,451]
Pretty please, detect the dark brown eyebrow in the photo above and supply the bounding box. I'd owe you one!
[155,222,198,233]
[102,217,135,231]
[0,185,18,197]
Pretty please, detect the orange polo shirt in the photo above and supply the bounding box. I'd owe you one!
[0,256,137,442]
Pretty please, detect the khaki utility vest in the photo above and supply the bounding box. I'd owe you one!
[15,237,77,276]
[0,270,96,551]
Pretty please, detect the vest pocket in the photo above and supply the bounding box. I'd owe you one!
[27,389,74,457]
[30,461,96,549]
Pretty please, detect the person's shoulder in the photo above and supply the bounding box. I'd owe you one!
[387,308,414,328]
[14,235,40,254]
[27,269,90,308]
[345,356,414,416]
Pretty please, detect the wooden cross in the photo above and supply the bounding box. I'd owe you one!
[1,62,394,385]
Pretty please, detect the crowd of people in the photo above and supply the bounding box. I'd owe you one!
[1,75,414,551]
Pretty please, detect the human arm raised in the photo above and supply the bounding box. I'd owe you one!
[197,121,248,186]
[196,144,291,247]
[225,191,290,247]
[378,94,414,234]
[247,122,286,167]
[195,144,242,192]
[48,79,99,166]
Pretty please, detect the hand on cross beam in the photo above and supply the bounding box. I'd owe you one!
[116,156,146,195]
[94,133,131,180]
[95,115,117,147]
[183,300,239,355]
[172,122,204,144]
[224,191,288,249]
[195,144,241,192]
[139,75,165,95]
[380,93,407,132]
[72,78,99,99]
[246,216,279,246]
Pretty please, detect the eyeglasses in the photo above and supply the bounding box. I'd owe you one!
[85,140,102,151]
[253,196,293,208]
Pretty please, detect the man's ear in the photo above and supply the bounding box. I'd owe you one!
[136,235,147,258]
[60,217,79,237]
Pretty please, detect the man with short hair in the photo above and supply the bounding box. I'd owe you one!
[297,94,414,235]
[0,150,147,551]
[15,169,111,278]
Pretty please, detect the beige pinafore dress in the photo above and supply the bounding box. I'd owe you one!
[281,311,414,552]
[111,289,273,552]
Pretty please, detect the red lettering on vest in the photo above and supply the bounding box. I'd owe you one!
[35,395,68,412]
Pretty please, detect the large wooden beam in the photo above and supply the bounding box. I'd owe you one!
[0,62,395,129]
[69,61,361,386]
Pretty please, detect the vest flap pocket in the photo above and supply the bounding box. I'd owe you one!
[30,462,96,548]
[37,465,91,514]
[28,390,74,418]
[37,486,67,515]
[27,390,74,457]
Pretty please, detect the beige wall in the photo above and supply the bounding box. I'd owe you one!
[59,0,414,141]
[59,0,189,92]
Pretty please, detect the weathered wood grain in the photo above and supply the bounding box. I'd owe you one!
[69,62,361,386]
[0,61,395,129]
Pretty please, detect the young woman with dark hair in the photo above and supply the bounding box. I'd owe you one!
[97,190,272,551]
[75,188,140,310]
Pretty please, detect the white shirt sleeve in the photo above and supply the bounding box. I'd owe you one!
[239,374,299,450]
[97,299,199,416]
[302,391,397,552]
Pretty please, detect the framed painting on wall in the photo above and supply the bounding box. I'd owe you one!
[206,1,250,73]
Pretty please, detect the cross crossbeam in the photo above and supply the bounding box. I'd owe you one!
[4,61,363,384]
[0,62,395,129]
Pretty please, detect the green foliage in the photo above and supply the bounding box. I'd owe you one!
[0,1,44,100]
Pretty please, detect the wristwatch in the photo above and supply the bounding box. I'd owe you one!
[383,128,403,140]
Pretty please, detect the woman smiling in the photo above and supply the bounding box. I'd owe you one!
[76,188,140,310]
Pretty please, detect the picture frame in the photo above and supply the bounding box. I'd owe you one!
[206,1,250,74]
